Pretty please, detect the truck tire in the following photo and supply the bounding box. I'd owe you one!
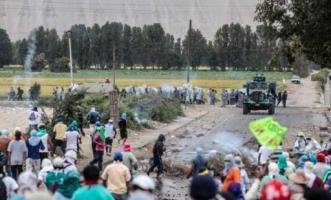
[243,104,249,115]
[268,104,275,115]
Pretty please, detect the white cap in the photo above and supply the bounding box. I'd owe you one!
[65,150,77,161]
[132,174,155,190]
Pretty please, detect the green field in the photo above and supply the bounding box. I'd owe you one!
[0,68,292,80]
[0,69,292,96]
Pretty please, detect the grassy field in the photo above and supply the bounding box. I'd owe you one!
[0,69,292,96]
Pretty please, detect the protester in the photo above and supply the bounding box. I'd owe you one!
[52,117,67,156]
[45,157,64,191]
[129,174,155,200]
[0,164,18,199]
[0,129,10,171]
[288,170,309,200]
[282,152,296,174]
[304,161,323,189]
[63,150,78,173]
[282,90,288,108]
[294,132,307,157]
[64,123,80,153]
[25,129,45,175]
[37,159,54,186]
[122,143,138,176]
[278,154,289,176]
[118,113,128,145]
[222,154,241,192]
[147,134,166,178]
[305,137,321,154]
[87,107,100,133]
[258,145,273,167]
[28,107,41,130]
[11,171,38,200]
[7,130,27,180]
[190,175,217,200]
[90,126,106,170]
[313,152,330,179]
[53,170,81,200]
[37,124,51,161]
[260,180,291,200]
[187,147,208,179]
[105,119,117,156]
[234,156,249,193]
[260,162,288,189]
[72,165,114,200]
[101,151,131,200]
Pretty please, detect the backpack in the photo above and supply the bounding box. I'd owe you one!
[29,112,37,121]
[0,178,7,200]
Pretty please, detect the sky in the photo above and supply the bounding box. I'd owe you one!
[0,0,258,41]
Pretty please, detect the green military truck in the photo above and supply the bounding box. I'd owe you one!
[243,74,276,115]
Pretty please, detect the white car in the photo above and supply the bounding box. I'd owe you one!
[291,75,301,84]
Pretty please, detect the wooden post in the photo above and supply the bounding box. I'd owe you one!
[109,90,119,127]
[112,47,116,86]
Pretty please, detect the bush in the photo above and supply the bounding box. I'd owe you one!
[311,69,329,91]
[50,57,70,72]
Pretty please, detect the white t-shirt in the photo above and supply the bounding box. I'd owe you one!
[64,131,80,151]
[258,146,273,165]
[105,124,114,138]
[2,176,18,197]
[39,134,49,153]
[28,111,41,126]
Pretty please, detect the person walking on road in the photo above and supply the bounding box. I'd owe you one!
[28,107,41,130]
[122,143,138,176]
[7,130,27,180]
[282,90,288,108]
[147,134,166,178]
[118,113,128,145]
[105,119,117,156]
[52,117,67,156]
[87,107,100,134]
[26,129,45,175]
[277,91,282,107]
[90,126,106,170]
[101,151,131,200]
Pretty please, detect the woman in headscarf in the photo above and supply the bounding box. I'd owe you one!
[289,170,309,200]
[89,126,106,170]
[260,162,288,190]
[37,159,54,187]
[11,171,38,200]
[222,154,241,192]
[278,155,288,176]
[26,130,44,175]
[37,124,52,162]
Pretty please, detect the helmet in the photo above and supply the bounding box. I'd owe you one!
[53,157,64,168]
[132,174,155,191]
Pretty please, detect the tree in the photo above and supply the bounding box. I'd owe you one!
[206,41,218,70]
[49,57,70,72]
[0,29,12,68]
[183,29,207,69]
[122,24,133,68]
[32,53,46,71]
[214,25,230,71]
[256,0,331,68]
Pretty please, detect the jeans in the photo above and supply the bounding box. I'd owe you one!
[147,156,163,176]
[11,165,22,180]
[90,151,104,170]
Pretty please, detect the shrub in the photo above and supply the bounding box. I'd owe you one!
[50,57,70,72]
[311,69,329,91]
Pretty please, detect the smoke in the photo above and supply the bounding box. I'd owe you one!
[24,29,37,72]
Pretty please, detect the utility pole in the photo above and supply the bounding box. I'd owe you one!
[112,47,116,86]
[187,20,192,83]
[66,31,74,87]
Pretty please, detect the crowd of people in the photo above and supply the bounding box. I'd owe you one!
[1,103,331,200]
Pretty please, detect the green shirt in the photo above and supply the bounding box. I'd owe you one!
[72,185,115,200]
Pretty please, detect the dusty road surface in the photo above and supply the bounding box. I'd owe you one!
[0,76,328,200]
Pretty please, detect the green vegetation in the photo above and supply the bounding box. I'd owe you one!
[311,69,329,91]
[256,0,331,68]
[0,68,292,81]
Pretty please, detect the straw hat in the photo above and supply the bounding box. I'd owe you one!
[297,132,305,137]
[289,170,308,184]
